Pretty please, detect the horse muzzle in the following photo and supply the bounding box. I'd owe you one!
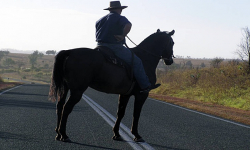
[163,58,173,65]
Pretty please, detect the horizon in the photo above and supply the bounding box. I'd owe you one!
[1,48,239,60]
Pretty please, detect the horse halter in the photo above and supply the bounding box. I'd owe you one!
[126,35,174,61]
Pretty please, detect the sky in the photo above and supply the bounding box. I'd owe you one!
[0,0,250,59]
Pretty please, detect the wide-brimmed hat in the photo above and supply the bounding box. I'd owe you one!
[104,1,128,10]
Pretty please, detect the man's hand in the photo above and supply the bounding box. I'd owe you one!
[114,23,132,42]
[114,35,125,42]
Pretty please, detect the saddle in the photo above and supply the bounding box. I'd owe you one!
[94,46,133,80]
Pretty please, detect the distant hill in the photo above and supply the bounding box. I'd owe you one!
[0,49,45,54]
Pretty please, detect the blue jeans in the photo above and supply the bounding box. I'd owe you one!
[97,43,151,89]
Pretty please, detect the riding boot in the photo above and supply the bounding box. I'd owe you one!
[140,84,161,93]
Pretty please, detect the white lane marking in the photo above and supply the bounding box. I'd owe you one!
[83,95,155,150]
[83,95,143,150]
[148,97,250,129]
[0,85,23,96]
[82,94,155,150]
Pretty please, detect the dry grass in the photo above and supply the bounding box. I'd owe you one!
[0,53,54,83]
[0,82,23,91]
[154,62,250,110]
[4,53,55,67]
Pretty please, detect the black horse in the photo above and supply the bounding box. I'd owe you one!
[49,29,175,142]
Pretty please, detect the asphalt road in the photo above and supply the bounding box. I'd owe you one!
[0,84,250,150]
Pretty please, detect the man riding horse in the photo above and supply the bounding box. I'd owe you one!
[96,1,159,93]
[49,0,175,143]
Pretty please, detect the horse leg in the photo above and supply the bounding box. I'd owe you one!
[58,89,84,142]
[55,86,69,141]
[131,93,148,142]
[112,95,130,141]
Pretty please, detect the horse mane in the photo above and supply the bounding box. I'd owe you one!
[133,31,165,57]
[138,32,160,47]
[137,31,170,50]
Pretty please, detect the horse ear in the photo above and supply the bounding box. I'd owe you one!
[169,30,175,36]
[157,29,161,33]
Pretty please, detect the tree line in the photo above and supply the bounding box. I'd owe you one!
[46,50,56,55]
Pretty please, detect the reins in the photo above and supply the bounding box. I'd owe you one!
[126,36,173,60]
[124,42,134,80]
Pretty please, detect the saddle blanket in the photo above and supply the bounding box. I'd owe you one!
[94,46,132,80]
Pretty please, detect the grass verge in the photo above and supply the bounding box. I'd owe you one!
[0,82,23,91]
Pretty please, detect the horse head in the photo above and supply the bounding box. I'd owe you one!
[157,29,175,65]
[137,29,175,65]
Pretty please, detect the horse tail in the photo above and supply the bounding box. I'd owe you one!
[49,50,71,102]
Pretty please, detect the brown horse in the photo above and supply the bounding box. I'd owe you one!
[49,29,175,142]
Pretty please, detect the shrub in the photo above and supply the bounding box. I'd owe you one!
[34,67,41,72]
[35,72,43,78]
[23,68,31,72]
[0,76,3,82]
[210,57,224,68]
[3,69,16,73]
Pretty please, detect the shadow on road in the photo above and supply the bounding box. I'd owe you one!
[5,91,49,97]
[69,141,120,150]
[0,99,56,110]
[147,142,190,150]
[0,131,38,142]
[0,97,88,112]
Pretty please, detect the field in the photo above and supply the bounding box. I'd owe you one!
[0,52,250,125]
[154,62,250,110]
[0,53,54,84]
[153,60,250,125]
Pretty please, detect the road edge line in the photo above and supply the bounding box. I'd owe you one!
[148,97,250,129]
[0,85,23,96]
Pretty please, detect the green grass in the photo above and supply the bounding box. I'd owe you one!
[3,79,17,82]
[152,62,250,110]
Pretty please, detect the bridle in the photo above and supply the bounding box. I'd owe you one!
[125,36,174,60]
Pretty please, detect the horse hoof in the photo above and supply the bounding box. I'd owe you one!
[133,137,145,143]
[55,135,61,141]
[60,137,72,143]
[112,135,123,141]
